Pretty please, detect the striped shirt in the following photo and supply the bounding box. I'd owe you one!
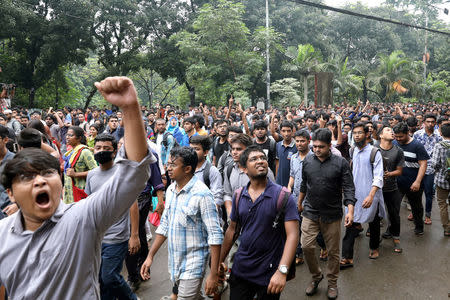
[155,176,223,282]
[431,140,450,190]
[395,139,430,189]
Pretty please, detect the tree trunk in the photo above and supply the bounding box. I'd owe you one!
[84,87,97,109]
[185,82,195,106]
[303,76,308,107]
[362,79,368,102]
[55,79,59,108]
[28,87,35,108]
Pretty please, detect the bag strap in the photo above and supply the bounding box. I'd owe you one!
[71,146,87,168]
[273,186,291,229]
[203,160,211,188]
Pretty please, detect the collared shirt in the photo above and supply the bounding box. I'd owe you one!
[230,180,299,286]
[431,140,450,190]
[0,147,155,299]
[155,176,223,282]
[276,140,297,187]
[194,160,224,206]
[290,151,312,200]
[351,145,386,223]
[300,153,356,223]
[413,129,442,174]
[223,163,275,203]
[0,150,15,215]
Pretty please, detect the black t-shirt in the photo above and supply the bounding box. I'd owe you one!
[254,137,277,174]
[377,144,405,192]
[394,139,429,189]
[213,138,229,166]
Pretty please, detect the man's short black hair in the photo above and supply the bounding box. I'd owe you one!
[189,135,212,152]
[393,122,409,134]
[230,133,253,147]
[108,114,118,122]
[312,128,332,144]
[0,125,9,139]
[1,148,61,190]
[306,115,317,122]
[228,125,243,134]
[45,114,57,124]
[215,119,229,127]
[424,113,437,122]
[253,120,268,130]
[280,120,294,130]
[170,146,198,175]
[94,133,118,150]
[239,145,266,168]
[193,114,205,128]
[294,130,310,140]
[352,122,369,133]
[440,123,450,138]
[18,128,42,148]
[406,116,418,127]
[183,117,196,125]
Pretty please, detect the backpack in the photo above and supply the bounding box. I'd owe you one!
[162,131,179,148]
[349,145,382,172]
[232,186,296,281]
[203,160,212,189]
[439,141,450,182]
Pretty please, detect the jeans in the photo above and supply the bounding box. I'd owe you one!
[399,187,424,231]
[423,174,435,217]
[296,214,326,257]
[229,273,280,300]
[383,190,402,239]
[100,241,137,300]
[125,193,152,283]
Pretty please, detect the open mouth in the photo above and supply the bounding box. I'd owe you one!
[36,192,50,206]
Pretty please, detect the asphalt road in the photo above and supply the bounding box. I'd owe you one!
[134,202,450,300]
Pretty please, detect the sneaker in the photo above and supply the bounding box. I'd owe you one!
[414,228,424,235]
[305,274,323,296]
[424,217,432,225]
[327,286,338,299]
[128,280,140,292]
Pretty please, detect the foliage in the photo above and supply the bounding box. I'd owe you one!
[271,78,302,108]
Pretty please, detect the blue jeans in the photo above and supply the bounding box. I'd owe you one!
[100,241,137,300]
[423,174,435,217]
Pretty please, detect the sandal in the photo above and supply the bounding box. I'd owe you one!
[366,228,371,237]
[319,249,328,261]
[339,259,353,269]
[407,213,413,221]
[369,249,379,259]
[393,240,402,253]
[424,217,432,225]
[295,257,304,265]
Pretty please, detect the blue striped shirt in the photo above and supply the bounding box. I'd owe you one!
[156,176,223,281]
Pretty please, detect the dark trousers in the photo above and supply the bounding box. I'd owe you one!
[100,241,137,300]
[125,193,152,283]
[229,273,280,300]
[423,174,435,217]
[399,187,424,231]
[383,190,402,238]
[342,212,381,259]
[296,214,326,257]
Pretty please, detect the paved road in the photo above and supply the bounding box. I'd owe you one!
[135,203,450,300]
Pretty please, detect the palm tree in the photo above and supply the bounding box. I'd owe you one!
[368,50,420,102]
[284,44,323,106]
[325,56,362,101]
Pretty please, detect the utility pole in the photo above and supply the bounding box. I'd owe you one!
[423,15,428,80]
[265,0,270,109]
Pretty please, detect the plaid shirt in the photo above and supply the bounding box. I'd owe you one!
[413,129,442,175]
[155,176,223,282]
[431,140,450,190]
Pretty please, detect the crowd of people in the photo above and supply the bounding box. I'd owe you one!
[0,76,449,300]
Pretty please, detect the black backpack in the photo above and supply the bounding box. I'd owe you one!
[203,160,212,189]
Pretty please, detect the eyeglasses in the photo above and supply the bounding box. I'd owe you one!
[248,156,268,163]
[16,169,59,183]
[166,162,178,169]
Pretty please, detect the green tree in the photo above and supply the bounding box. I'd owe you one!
[271,78,302,107]
[0,0,94,107]
[174,0,263,105]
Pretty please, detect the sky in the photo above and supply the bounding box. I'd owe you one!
[323,0,450,23]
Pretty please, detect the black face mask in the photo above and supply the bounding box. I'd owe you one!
[94,151,114,164]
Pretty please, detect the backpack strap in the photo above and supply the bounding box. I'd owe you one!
[226,162,235,180]
[203,160,211,189]
[369,147,380,165]
[273,187,291,229]
[232,186,244,242]
[269,136,276,154]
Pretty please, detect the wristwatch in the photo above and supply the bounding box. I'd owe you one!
[278,265,288,275]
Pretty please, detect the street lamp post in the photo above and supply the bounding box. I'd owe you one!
[265,0,270,109]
